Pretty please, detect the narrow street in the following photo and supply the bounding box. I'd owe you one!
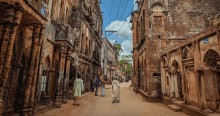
[36,81,187,116]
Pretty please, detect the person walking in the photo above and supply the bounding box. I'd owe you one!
[112,77,120,103]
[94,76,99,96]
[100,75,108,97]
[73,75,84,106]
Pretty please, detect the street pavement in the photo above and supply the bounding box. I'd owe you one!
[36,81,187,116]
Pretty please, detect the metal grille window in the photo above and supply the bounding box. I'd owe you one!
[41,70,48,92]
[154,16,162,27]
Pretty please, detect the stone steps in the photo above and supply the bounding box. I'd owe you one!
[168,104,181,112]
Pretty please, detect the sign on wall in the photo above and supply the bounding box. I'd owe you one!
[204,38,209,44]
[41,7,45,15]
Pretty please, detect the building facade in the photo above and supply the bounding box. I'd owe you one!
[0,0,47,115]
[160,15,220,112]
[131,0,220,102]
[0,0,103,116]
[68,0,103,94]
[101,38,117,83]
[34,0,77,112]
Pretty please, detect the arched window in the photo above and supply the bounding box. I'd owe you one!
[59,0,65,23]
[65,8,69,24]
[151,6,165,33]
[204,49,219,68]
[51,0,57,18]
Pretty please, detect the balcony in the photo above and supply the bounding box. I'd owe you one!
[55,24,75,46]
[82,0,93,23]
[24,0,48,18]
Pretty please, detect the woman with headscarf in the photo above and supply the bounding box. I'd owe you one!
[112,77,120,103]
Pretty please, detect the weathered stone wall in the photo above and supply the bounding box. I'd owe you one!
[161,25,220,111]
[131,0,220,102]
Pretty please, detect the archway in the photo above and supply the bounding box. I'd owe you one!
[69,64,76,89]
[202,49,220,110]
[204,49,219,68]
[171,60,182,100]
[138,59,141,88]
[52,60,59,100]
[13,54,25,113]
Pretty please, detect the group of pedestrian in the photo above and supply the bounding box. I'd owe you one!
[72,74,121,106]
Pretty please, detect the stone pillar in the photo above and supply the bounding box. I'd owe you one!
[0,4,23,116]
[174,73,179,99]
[21,24,41,116]
[3,27,25,115]
[171,74,176,99]
[0,4,16,80]
[28,26,45,114]
[54,45,67,108]
[62,49,71,103]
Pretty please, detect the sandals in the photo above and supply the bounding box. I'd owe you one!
[73,103,80,106]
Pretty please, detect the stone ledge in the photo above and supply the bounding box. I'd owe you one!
[162,96,172,105]
[180,104,209,116]
[33,91,92,115]
[162,96,210,116]
[168,105,181,112]
[80,92,92,100]
[139,89,161,102]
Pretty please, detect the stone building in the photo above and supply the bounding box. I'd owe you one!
[130,0,220,102]
[0,0,47,116]
[160,17,220,114]
[0,0,103,116]
[34,0,78,112]
[101,38,117,83]
[68,0,103,93]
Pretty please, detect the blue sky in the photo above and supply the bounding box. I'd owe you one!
[100,0,138,56]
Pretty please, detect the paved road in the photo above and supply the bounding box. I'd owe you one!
[36,81,187,116]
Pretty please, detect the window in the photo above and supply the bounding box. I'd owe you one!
[66,8,69,24]
[154,16,162,27]
[41,70,48,92]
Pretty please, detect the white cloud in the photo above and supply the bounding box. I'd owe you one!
[134,0,139,10]
[105,16,133,61]
[108,39,116,45]
[105,17,132,40]
[121,39,133,56]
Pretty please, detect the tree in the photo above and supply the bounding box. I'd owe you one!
[113,43,123,62]
[119,55,133,75]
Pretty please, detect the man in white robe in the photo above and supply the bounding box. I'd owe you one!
[73,75,84,106]
[112,77,120,103]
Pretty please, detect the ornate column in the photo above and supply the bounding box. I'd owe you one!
[21,24,41,116]
[3,27,25,115]
[28,26,45,115]
[0,4,23,116]
[62,49,71,103]
[0,4,15,80]
[54,45,67,108]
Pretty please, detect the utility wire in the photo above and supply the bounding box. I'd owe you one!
[114,0,122,21]
[113,3,135,40]
[110,0,114,23]
[118,0,131,21]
